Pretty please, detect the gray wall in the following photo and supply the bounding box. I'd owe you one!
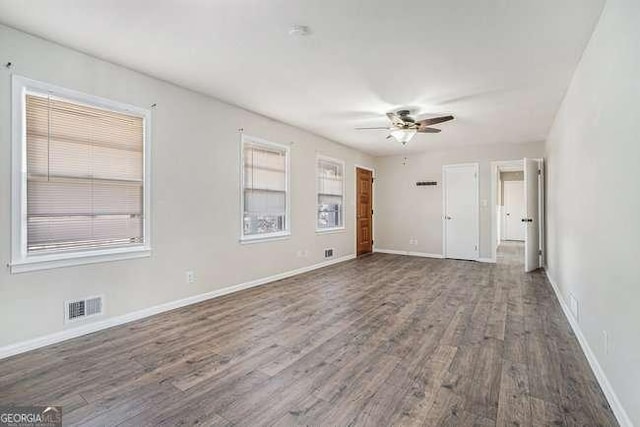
[545,0,639,423]
[373,141,543,258]
[0,25,373,348]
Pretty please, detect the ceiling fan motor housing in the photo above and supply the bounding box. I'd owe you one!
[397,110,415,123]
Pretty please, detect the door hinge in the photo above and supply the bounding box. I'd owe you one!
[371,209,374,215]
[371,177,375,183]
[538,249,542,255]
[538,169,541,175]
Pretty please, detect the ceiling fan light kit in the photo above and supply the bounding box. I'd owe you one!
[390,128,417,144]
[355,110,454,146]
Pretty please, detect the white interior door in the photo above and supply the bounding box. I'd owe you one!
[503,180,525,240]
[524,158,540,272]
[443,163,479,260]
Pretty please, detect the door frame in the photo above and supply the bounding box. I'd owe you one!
[491,160,523,262]
[442,162,480,260]
[490,158,544,264]
[538,159,545,268]
[354,164,375,255]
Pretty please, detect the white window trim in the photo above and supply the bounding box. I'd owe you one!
[316,155,346,233]
[239,134,291,242]
[10,75,152,273]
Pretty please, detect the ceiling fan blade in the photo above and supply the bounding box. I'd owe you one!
[417,127,442,133]
[354,127,390,130]
[386,112,406,127]
[417,115,454,127]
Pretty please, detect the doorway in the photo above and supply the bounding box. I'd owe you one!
[442,163,479,261]
[503,178,525,241]
[491,158,544,271]
[356,167,373,256]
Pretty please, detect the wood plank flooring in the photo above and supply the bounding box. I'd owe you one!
[0,242,618,426]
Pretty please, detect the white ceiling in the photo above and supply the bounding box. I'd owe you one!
[0,0,604,155]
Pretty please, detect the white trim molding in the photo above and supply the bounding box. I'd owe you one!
[11,246,151,273]
[0,254,356,360]
[374,248,443,259]
[375,248,494,263]
[10,75,152,273]
[545,269,633,427]
[239,134,291,242]
[316,154,346,233]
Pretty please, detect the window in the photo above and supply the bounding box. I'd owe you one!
[317,156,345,231]
[11,76,151,273]
[241,135,290,241]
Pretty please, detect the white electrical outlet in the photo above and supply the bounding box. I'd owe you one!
[603,330,609,355]
[186,271,195,284]
[569,293,579,321]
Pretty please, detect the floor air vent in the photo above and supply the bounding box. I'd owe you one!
[66,296,103,322]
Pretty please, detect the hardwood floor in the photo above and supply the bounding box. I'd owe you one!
[0,243,618,426]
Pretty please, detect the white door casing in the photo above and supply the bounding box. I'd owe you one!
[537,160,545,268]
[503,180,525,241]
[443,163,479,261]
[524,158,540,272]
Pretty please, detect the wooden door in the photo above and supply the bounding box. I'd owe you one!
[356,167,373,255]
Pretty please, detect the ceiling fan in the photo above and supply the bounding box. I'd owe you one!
[355,110,454,144]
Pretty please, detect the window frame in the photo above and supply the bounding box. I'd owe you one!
[10,75,152,273]
[239,134,291,243]
[316,155,346,233]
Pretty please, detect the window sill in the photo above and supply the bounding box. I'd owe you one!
[316,227,346,235]
[240,232,291,245]
[10,246,151,273]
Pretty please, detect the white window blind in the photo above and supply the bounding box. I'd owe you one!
[317,157,344,230]
[242,138,289,238]
[25,93,145,253]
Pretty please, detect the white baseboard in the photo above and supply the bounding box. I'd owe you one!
[544,269,633,427]
[0,254,356,360]
[374,248,496,264]
[374,248,443,259]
